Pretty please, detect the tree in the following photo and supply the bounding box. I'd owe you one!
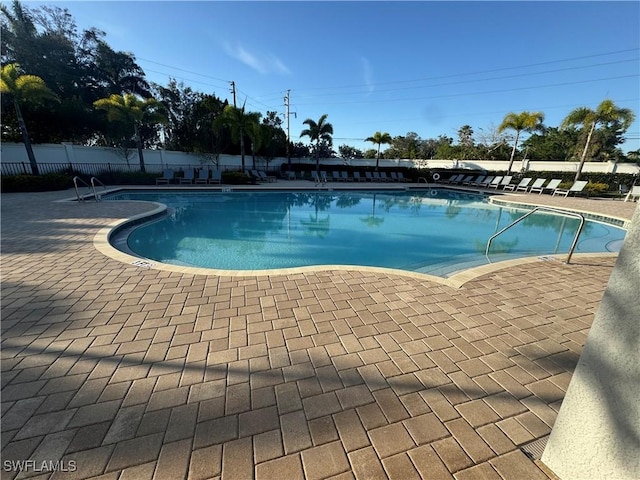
[338,145,363,161]
[93,93,166,172]
[214,103,261,171]
[521,127,579,161]
[245,114,263,170]
[497,111,545,173]
[300,114,333,174]
[562,99,636,181]
[365,131,392,170]
[457,125,474,147]
[0,63,58,174]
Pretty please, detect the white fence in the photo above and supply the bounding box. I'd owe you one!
[1,142,639,175]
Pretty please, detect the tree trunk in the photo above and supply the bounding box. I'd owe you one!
[507,131,520,173]
[240,126,246,172]
[376,144,381,170]
[574,122,595,182]
[134,123,146,173]
[14,99,39,175]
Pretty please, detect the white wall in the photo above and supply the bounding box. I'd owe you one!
[1,142,639,175]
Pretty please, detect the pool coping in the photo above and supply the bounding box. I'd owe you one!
[90,186,628,289]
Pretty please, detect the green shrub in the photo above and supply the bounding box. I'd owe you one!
[94,170,158,185]
[222,171,252,185]
[584,182,610,197]
[1,173,74,192]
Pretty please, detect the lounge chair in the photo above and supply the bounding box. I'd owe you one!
[287,171,296,180]
[156,169,174,185]
[353,172,365,182]
[525,178,547,193]
[312,171,327,184]
[179,168,195,184]
[258,171,276,182]
[486,176,503,189]
[379,172,390,182]
[553,180,588,197]
[490,175,513,189]
[505,177,532,192]
[209,170,222,184]
[535,178,561,195]
[373,172,382,182]
[459,175,474,185]
[390,172,399,182]
[195,169,209,184]
[444,174,463,184]
[341,171,352,182]
[470,175,489,187]
[365,172,373,182]
[625,185,640,202]
[396,172,406,182]
[332,171,341,182]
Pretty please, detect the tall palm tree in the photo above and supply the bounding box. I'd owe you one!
[246,116,264,170]
[365,131,392,170]
[562,99,636,181]
[94,93,166,173]
[0,63,58,175]
[497,111,545,173]
[300,114,333,174]
[214,103,261,172]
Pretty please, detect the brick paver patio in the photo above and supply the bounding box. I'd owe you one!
[1,184,637,480]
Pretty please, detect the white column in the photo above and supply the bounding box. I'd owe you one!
[541,205,640,479]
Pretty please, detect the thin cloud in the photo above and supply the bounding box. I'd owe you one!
[224,42,290,75]
[361,57,374,95]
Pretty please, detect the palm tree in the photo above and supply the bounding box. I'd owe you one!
[94,93,166,173]
[365,131,392,170]
[497,111,545,173]
[562,99,636,181]
[0,63,58,175]
[246,116,264,170]
[300,114,333,174]
[214,103,261,172]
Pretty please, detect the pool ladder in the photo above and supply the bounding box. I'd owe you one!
[485,206,585,264]
[73,176,107,202]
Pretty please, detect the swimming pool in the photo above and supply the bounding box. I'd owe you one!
[105,189,627,276]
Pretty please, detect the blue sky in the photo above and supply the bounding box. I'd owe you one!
[35,1,640,154]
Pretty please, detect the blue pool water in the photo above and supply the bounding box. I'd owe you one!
[105,189,626,276]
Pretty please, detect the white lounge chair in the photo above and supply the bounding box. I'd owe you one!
[179,169,195,184]
[444,174,463,184]
[536,179,561,195]
[553,180,588,197]
[209,170,222,184]
[486,176,503,189]
[624,185,640,202]
[469,175,487,186]
[525,178,547,193]
[463,175,483,186]
[195,169,209,184]
[490,176,512,189]
[156,169,174,185]
[474,176,495,188]
[505,177,532,192]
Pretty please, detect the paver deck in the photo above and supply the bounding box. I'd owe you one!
[1,183,637,480]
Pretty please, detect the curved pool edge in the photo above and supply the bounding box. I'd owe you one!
[93,195,623,289]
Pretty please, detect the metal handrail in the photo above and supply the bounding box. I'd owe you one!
[90,177,107,201]
[485,206,586,264]
[73,176,93,202]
